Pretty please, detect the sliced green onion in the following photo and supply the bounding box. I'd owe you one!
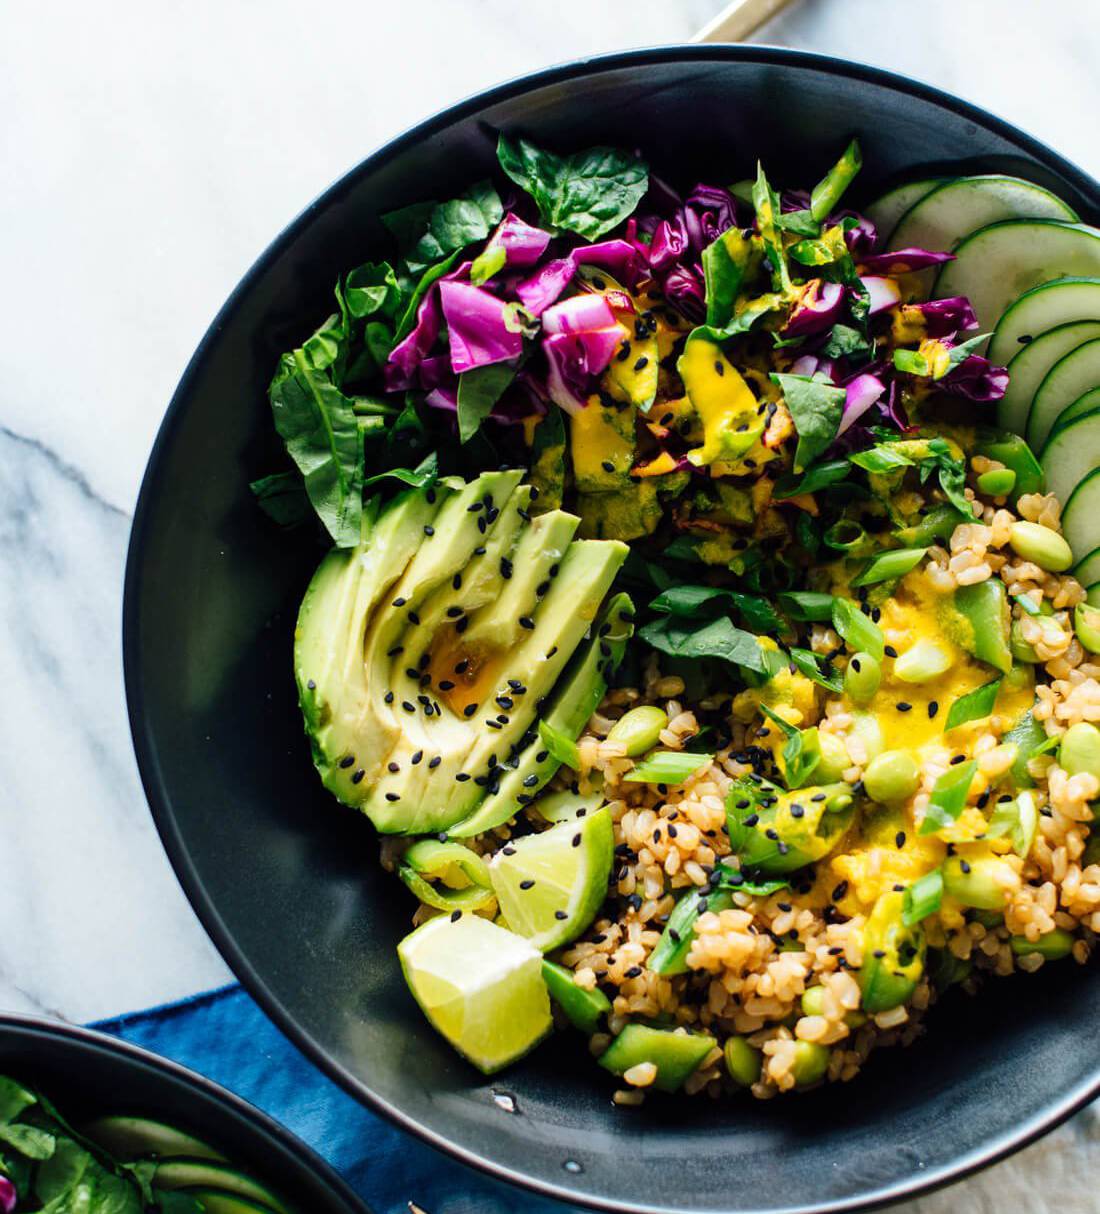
[902,868,944,926]
[624,750,713,785]
[397,840,495,911]
[810,138,862,222]
[789,646,843,692]
[778,591,836,621]
[538,719,580,771]
[944,677,1003,732]
[849,445,916,474]
[648,886,735,975]
[1013,592,1042,617]
[824,519,873,554]
[986,789,1039,858]
[850,546,929,588]
[920,760,978,835]
[894,349,930,376]
[831,597,885,661]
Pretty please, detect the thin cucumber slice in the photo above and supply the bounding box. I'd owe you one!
[153,1160,288,1214]
[1073,545,1100,588]
[864,177,947,244]
[1050,387,1100,437]
[889,175,1077,254]
[1089,583,1100,607]
[180,1191,277,1214]
[989,276,1100,367]
[1039,409,1100,510]
[935,222,1100,334]
[82,1115,224,1162]
[999,321,1100,435]
[1063,468,1100,563]
[1027,337,1100,449]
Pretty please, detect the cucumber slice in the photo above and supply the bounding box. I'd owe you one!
[1063,468,1100,563]
[1073,545,1100,588]
[1050,387,1100,437]
[889,175,1077,254]
[864,177,947,243]
[999,321,1100,435]
[153,1160,288,1214]
[989,277,1100,367]
[935,222,1100,333]
[1039,408,1100,509]
[180,1191,277,1214]
[1089,584,1100,608]
[82,1115,224,1162]
[1027,337,1100,449]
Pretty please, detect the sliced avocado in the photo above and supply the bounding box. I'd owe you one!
[82,1115,224,1163]
[727,779,855,874]
[678,334,764,467]
[570,397,636,492]
[294,486,446,807]
[151,1160,287,1214]
[447,591,633,838]
[577,482,662,541]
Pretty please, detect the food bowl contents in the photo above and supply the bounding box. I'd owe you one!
[254,132,1100,1101]
[0,1073,292,1212]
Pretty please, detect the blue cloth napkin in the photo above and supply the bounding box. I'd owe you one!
[92,985,579,1214]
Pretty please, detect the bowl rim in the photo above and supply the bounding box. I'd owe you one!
[0,1011,371,1213]
[123,41,1100,1214]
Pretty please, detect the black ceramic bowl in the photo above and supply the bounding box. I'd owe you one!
[124,45,1100,1214]
[0,1014,369,1213]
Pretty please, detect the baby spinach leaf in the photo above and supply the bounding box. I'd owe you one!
[702,228,752,329]
[0,1077,36,1125]
[249,472,312,529]
[338,261,401,321]
[775,208,820,237]
[944,677,1003,731]
[789,646,843,692]
[268,344,364,547]
[759,706,821,790]
[498,134,648,240]
[362,449,438,490]
[772,457,851,499]
[0,1123,54,1160]
[638,616,768,674]
[456,361,516,444]
[648,585,781,633]
[381,200,437,252]
[771,373,845,472]
[849,445,916,474]
[920,760,978,835]
[405,181,503,274]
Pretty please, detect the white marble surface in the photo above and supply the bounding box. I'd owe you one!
[4,0,1100,1208]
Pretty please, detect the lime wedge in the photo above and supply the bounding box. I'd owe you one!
[397,913,551,1073]
[489,808,613,951]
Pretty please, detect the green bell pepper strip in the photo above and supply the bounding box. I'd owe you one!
[397,840,494,911]
[893,503,971,547]
[648,887,736,975]
[953,579,1013,674]
[599,1024,717,1092]
[542,960,611,1033]
[858,891,926,1013]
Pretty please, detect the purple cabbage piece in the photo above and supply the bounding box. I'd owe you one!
[424,385,458,413]
[543,327,622,415]
[439,281,523,373]
[780,188,877,253]
[903,296,979,338]
[683,183,744,249]
[784,280,846,337]
[515,240,644,316]
[860,275,902,316]
[649,212,691,273]
[858,248,955,274]
[661,263,706,323]
[542,293,616,336]
[0,1177,14,1214]
[490,212,552,267]
[942,354,1009,403]
[385,289,443,391]
[839,373,886,435]
[516,257,576,315]
[790,354,837,381]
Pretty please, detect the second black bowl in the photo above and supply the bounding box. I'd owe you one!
[124,44,1100,1214]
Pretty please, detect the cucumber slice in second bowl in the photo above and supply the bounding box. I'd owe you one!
[153,1160,289,1214]
[989,276,1100,367]
[1063,468,1100,564]
[889,175,1077,254]
[999,320,1100,436]
[82,1115,225,1162]
[1073,545,1100,589]
[864,177,947,245]
[1050,387,1100,438]
[1040,407,1100,510]
[1027,337,1100,449]
[935,221,1100,334]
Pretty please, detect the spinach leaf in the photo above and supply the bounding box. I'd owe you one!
[919,438,973,517]
[775,208,820,237]
[456,361,516,444]
[894,348,929,376]
[772,457,851,499]
[406,181,503,274]
[771,373,845,472]
[638,616,768,674]
[249,472,312,528]
[649,585,782,633]
[849,445,916,474]
[268,342,364,547]
[778,590,836,622]
[0,1124,54,1159]
[759,706,821,790]
[751,163,791,292]
[790,646,843,692]
[497,134,648,240]
[702,228,752,329]
[362,449,438,490]
[338,261,401,321]
[0,1077,35,1124]
[920,760,977,835]
[381,200,437,251]
[820,323,874,360]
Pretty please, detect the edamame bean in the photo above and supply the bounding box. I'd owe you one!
[844,651,881,705]
[815,732,850,783]
[1008,521,1074,573]
[1010,616,1064,663]
[848,712,885,764]
[1074,603,1100,655]
[863,750,920,805]
[942,855,1017,911]
[976,468,1017,496]
[724,1036,762,1087]
[607,706,669,757]
[893,638,954,684]
[791,1042,830,1087]
[800,985,864,1026]
[1010,929,1074,961]
[1059,722,1100,781]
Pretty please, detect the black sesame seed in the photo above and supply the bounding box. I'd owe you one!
[474,546,486,556]
[351,769,365,784]
[497,695,514,709]
[950,753,966,765]
[555,910,569,921]
[463,704,477,718]
[452,573,463,590]
[428,756,441,769]
[572,833,582,848]
[520,879,535,890]
[387,761,400,773]
[456,772,471,782]
[339,755,355,769]
[439,680,455,692]
[633,356,648,372]
[450,909,462,922]
[446,606,464,618]
[455,659,470,674]
[790,803,805,819]
[407,611,420,625]
[536,750,549,763]
[384,691,394,704]
[456,617,469,634]
[405,668,419,680]
[928,701,939,719]
[519,616,535,630]
[714,360,724,376]
[884,645,898,658]
[624,965,643,978]
[306,679,316,690]
[896,702,912,712]
[960,859,971,874]
[423,525,435,537]
[402,701,415,713]
[601,460,616,473]
[522,775,538,788]
[392,596,407,607]
[385,792,400,802]
[387,646,404,657]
